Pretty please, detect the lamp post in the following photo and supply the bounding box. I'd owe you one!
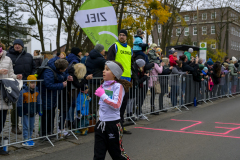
[45,38,52,52]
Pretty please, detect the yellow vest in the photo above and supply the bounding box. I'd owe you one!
[115,42,132,78]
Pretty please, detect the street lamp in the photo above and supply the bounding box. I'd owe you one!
[45,38,52,52]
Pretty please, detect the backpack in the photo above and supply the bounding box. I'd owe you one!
[35,58,58,81]
[208,77,214,91]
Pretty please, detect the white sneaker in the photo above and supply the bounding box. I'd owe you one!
[139,115,148,120]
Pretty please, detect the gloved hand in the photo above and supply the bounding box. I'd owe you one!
[95,85,105,97]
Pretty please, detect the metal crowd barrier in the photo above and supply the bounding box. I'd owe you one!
[0,73,239,149]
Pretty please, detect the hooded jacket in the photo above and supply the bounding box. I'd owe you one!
[33,55,43,68]
[133,35,148,51]
[86,49,106,78]
[184,51,191,61]
[148,49,160,65]
[40,56,68,110]
[7,46,36,80]
[67,53,81,65]
[0,50,17,79]
[169,54,177,66]
[17,84,41,117]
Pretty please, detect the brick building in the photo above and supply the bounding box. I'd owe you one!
[153,7,240,59]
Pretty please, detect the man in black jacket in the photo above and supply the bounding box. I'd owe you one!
[7,39,36,134]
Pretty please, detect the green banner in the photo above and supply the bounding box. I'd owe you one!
[74,0,118,51]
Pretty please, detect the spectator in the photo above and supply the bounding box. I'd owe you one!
[33,50,43,68]
[220,63,229,96]
[148,43,160,65]
[156,48,162,59]
[229,57,238,94]
[67,47,82,65]
[17,75,40,146]
[0,43,22,155]
[60,52,66,59]
[198,58,203,65]
[211,62,224,97]
[223,56,229,65]
[39,57,72,137]
[7,39,35,135]
[81,52,89,64]
[169,51,178,66]
[107,29,137,134]
[86,44,106,116]
[184,48,193,61]
[133,28,149,63]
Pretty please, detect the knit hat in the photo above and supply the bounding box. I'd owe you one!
[203,67,208,71]
[208,58,213,61]
[136,59,146,68]
[13,39,24,48]
[105,61,123,80]
[232,56,237,62]
[119,29,128,37]
[71,47,82,56]
[207,61,214,65]
[150,43,157,49]
[199,64,204,70]
[94,44,104,53]
[188,48,193,53]
[27,75,37,85]
[137,28,144,35]
[171,48,175,51]
[80,84,89,92]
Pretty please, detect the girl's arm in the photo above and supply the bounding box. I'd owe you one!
[100,84,125,111]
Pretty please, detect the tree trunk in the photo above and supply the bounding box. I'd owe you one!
[118,0,125,31]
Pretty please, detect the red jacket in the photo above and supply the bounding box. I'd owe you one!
[169,55,177,66]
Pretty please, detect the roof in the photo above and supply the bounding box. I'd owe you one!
[41,51,53,55]
[52,44,67,52]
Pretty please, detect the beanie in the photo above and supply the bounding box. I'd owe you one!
[137,28,144,35]
[13,39,24,48]
[71,47,82,56]
[232,56,237,62]
[136,59,146,68]
[207,61,214,66]
[119,29,128,37]
[171,48,175,51]
[105,61,123,80]
[203,67,208,71]
[94,44,104,53]
[188,48,193,53]
[27,75,37,85]
[150,43,157,49]
[80,84,89,92]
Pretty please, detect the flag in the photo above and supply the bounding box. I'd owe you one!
[74,0,118,51]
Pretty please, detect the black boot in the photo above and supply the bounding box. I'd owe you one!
[0,148,8,155]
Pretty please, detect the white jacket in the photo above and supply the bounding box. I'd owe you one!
[0,50,17,110]
[99,81,125,122]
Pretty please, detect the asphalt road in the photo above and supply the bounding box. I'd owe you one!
[29,97,240,160]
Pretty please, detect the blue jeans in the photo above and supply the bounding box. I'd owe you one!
[66,106,75,122]
[22,115,35,140]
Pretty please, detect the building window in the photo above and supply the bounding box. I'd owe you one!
[176,16,181,22]
[184,27,189,36]
[193,27,197,35]
[193,41,197,46]
[202,13,207,20]
[202,26,207,35]
[211,42,216,49]
[193,15,197,21]
[184,15,189,21]
[158,39,161,46]
[231,27,234,35]
[211,25,215,34]
[158,25,161,33]
[176,28,181,36]
[211,12,216,19]
[231,41,233,50]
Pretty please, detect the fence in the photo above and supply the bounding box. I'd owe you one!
[0,73,239,149]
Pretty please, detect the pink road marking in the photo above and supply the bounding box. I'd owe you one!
[215,122,240,125]
[195,126,240,135]
[171,119,202,131]
[135,127,240,139]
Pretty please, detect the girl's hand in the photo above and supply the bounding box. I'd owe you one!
[169,66,173,70]
[86,74,93,80]
[67,75,73,81]
[95,85,105,97]
[144,73,149,77]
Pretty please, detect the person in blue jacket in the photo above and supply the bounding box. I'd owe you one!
[67,47,82,65]
[133,28,149,63]
[39,57,73,137]
[76,84,91,135]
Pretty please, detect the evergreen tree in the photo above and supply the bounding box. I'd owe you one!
[0,0,29,48]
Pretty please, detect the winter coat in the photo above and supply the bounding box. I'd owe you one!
[81,56,88,64]
[148,49,160,65]
[184,51,191,61]
[182,61,198,73]
[7,46,36,80]
[33,55,43,68]
[170,66,186,85]
[149,63,163,87]
[133,36,148,51]
[85,49,106,78]
[229,63,238,76]
[169,55,177,66]
[76,93,91,116]
[0,50,17,110]
[158,65,172,94]
[40,56,68,110]
[67,53,81,65]
[17,84,41,117]
[220,67,229,85]
[211,64,222,85]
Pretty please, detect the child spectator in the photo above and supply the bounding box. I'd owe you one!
[184,48,193,61]
[60,52,66,59]
[17,75,40,146]
[169,51,178,66]
[93,61,132,160]
[202,67,209,79]
[75,84,91,135]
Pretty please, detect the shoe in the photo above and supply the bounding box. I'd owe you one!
[0,149,8,155]
[80,128,88,136]
[150,112,159,115]
[11,126,22,135]
[123,127,132,134]
[22,141,34,147]
[75,130,81,134]
[139,115,148,120]
[29,138,35,146]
